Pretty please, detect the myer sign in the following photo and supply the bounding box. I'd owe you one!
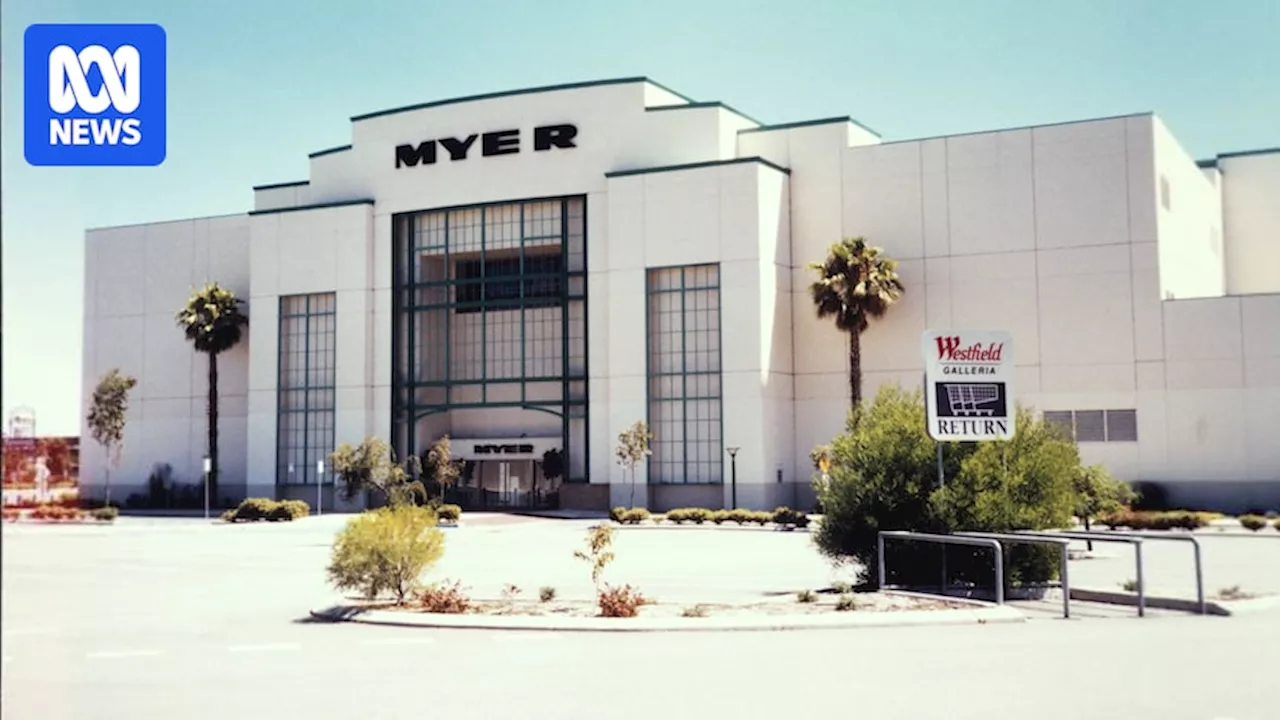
[448,437,560,461]
[395,123,577,169]
[922,330,1015,442]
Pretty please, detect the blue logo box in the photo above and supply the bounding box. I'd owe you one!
[24,23,167,167]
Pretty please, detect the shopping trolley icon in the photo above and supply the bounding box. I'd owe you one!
[935,382,1007,418]
[946,383,1000,416]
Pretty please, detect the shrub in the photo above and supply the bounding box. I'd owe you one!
[1274,517,1280,531]
[268,499,310,521]
[621,507,651,525]
[651,514,665,524]
[231,498,277,522]
[539,586,557,603]
[750,511,771,526]
[2,509,20,523]
[1240,515,1268,532]
[31,505,83,521]
[1074,465,1137,530]
[610,506,628,523]
[727,508,753,525]
[710,510,730,525]
[573,524,616,586]
[435,503,462,524]
[417,580,470,614]
[832,581,854,594]
[772,506,810,529]
[1121,579,1138,592]
[219,509,236,522]
[796,589,817,603]
[597,584,648,618]
[687,508,710,525]
[815,385,1079,590]
[835,594,858,612]
[90,506,119,523]
[682,604,710,618]
[327,505,446,603]
[666,508,710,525]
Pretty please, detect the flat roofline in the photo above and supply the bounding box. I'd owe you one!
[871,111,1154,147]
[738,115,881,138]
[252,180,310,191]
[605,156,790,179]
[646,101,762,127]
[1215,146,1280,160]
[247,199,375,216]
[86,211,248,233]
[309,144,352,159]
[351,76,695,123]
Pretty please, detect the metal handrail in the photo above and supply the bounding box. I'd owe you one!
[877,531,1005,605]
[1007,530,1147,617]
[955,532,1073,618]
[1088,530,1205,615]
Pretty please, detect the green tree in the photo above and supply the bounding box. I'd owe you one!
[175,283,248,504]
[330,437,425,508]
[420,436,462,502]
[327,505,446,603]
[808,237,904,412]
[615,420,653,508]
[1073,464,1137,545]
[85,368,138,506]
[815,384,1084,590]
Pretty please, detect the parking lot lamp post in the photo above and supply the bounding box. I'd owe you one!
[726,447,740,510]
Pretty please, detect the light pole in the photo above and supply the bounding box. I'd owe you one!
[202,455,211,520]
[726,446,740,510]
[316,459,324,516]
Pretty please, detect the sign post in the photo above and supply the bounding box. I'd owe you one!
[202,456,212,520]
[316,459,324,516]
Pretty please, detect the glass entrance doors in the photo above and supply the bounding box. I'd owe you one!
[446,460,561,510]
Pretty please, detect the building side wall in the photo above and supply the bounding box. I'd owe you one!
[1221,152,1280,295]
[1153,117,1225,300]
[81,215,251,503]
[246,203,373,509]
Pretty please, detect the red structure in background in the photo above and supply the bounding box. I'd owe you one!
[2,436,81,508]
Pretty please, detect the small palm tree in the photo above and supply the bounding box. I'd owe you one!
[175,283,248,504]
[808,237,904,412]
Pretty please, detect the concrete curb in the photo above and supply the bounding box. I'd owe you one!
[1069,588,1280,616]
[610,523,812,533]
[308,599,1023,632]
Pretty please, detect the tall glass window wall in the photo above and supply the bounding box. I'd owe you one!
[276,292,337,486]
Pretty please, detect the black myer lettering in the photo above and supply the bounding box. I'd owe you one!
[395,123,577,168]
[482,129,520,156]
[473,443,536,455]
[533,124,577,151]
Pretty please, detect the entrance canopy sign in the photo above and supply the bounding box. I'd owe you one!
[922,330,1015,442]
[448,437,561,461]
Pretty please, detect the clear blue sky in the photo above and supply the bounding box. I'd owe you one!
[2,0,1277,436]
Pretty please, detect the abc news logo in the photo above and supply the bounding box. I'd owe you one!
[24,24,166,167]
[47,44,143,146]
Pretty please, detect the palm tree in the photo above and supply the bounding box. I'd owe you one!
[175,283,248,504]
[808,237,904,412]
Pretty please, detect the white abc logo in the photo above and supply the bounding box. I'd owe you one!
[48,44,140,114]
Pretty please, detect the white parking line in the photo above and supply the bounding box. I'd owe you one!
[85,649,165,660]
[359,637,437,647]
[227,643,301,653]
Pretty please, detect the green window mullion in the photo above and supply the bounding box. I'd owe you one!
[480,205,488,401]
[520,202,527,403]
[680,267,688,485]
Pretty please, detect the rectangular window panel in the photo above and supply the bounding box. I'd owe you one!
[1043,411,1074,438]
[645,264,723,485]
[277,293,337,485]
[1074,410,1106,443]
[1105,409,1138,442]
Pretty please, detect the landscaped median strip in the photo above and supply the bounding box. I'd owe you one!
[308,600,1025,633]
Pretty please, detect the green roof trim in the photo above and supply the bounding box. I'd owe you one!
[248,198,374,216]
[738,115,881,138]
[646,101,762,126]
[351,77,690,122]
[252,180,310,191]
[1215,146,1280,160]
[309,144,352,158]
[1196,159,1218,169]
[605,156,790,179]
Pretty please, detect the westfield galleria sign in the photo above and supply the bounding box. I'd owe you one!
[394,123,578,169]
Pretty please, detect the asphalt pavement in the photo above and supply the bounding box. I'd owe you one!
[2,515,1278,720]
